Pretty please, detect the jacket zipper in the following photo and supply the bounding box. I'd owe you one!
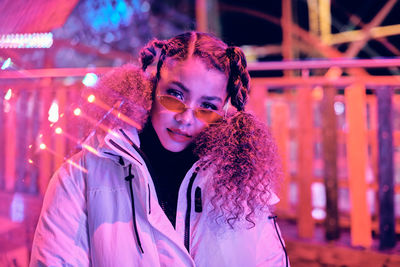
[119,129,199,253]
[125,164,144,254]
[184,167,199,252]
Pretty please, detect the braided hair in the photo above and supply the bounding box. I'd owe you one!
[139,32,278,229]
[139,31,250,111]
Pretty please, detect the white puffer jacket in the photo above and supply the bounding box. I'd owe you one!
[30,126,288,267]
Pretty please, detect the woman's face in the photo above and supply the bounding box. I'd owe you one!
[151,57,228,152]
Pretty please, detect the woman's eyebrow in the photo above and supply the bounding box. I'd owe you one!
[201,96,223,103]
[170,81,222,103]
[170,81,189,92]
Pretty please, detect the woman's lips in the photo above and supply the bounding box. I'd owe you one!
[167,128,192,142]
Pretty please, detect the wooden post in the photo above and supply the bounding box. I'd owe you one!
[196,0,220,35]
[272,99,290,212]
[5,90,17,192]
[248,83,267,122]
[321,85,340,240]
[367,95,378,186]
[38,84,53,195]
[15,90,30,192]
[196,0,207,32]
[345,83,372,247]
[281,0,294,76]
[0,90,4,190]
[297,87,315,238]
[376,86,396,250]
[54,87,67,169]
[29,90,41,194]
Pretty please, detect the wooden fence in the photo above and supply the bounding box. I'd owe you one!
[0,60,399,265]
[249,76,399,250]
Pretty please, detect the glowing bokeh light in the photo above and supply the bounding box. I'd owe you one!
[28,159,33,164]
[73,108,82,116]
[312,86,323,101]
[82,0,136,32]
[334,102,345,115]
[311,182,326,208]
[312,208,327,220]
[10,194,24,222]
[4,88,12,100]
[48,101,59,123]
[87,94,96,103]
[1,58,11,70]
[39,143,47,150]
[0,32,53,48]
[55,127,63,134]
[141,1,150,12]
[82,73,98,87]
[3,102,11,113]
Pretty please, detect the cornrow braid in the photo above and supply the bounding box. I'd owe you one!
[226,46,250,111]
[140,32,251,112]
[139,39,167,71]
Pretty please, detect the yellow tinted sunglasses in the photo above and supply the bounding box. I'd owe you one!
[157,95,222,124]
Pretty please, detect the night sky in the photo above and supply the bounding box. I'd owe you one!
[218,0,400,59]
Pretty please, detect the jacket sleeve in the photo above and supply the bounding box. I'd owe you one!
[256,216,290,267]
[30,153,90,267]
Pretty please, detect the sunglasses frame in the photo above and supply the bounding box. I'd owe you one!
[157,95,223,124]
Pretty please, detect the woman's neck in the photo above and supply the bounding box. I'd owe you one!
[138,122,198,227]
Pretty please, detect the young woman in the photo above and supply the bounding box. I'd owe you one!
[30,32,288,266]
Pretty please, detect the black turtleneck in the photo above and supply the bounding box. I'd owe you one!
[138,123,198,228]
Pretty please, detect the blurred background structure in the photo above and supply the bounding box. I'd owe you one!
[0,0,400,266]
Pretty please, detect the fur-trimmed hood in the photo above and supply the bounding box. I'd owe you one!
[82,64,281,226]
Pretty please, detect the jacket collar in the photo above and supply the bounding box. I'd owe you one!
[92,127,144,167]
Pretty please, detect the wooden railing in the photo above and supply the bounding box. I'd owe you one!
[0,59,399,265]
[248,62,400,249]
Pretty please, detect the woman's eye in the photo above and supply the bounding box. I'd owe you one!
[166,89,184,100]
[201,102,218,110]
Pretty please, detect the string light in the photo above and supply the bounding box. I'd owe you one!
[0,32,53,48]
[87,94,96,103]
[4,88,12,100]
[55,127,63,134]
[82,73,98,87]
[73,108,81,116]
[39,143,47,150]
[1,58,11,70]
[48,101,59,123]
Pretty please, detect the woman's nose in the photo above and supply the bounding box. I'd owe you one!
[174,108,195,125]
